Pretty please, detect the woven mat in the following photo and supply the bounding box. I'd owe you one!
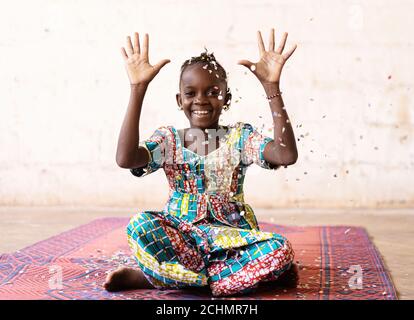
[0,217,397,300]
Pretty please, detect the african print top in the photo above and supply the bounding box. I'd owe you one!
[130,122,279,230]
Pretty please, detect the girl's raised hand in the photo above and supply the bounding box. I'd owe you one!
[238,28,297,84]
[121,32,170,85]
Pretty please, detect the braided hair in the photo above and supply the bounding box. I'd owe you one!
[179,48,231,107]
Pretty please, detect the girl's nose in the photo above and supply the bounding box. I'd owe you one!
[194,93,209,105]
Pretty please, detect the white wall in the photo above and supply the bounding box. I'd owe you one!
[0,0,413,208]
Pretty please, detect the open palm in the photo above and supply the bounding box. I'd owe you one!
[121,32,170,85]
[238,28,297,84]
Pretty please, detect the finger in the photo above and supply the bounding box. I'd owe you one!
[237,59,254,70]
[276,32,288,54]
[126,36,134,56]
[269,28,275,51]
[282,43,297,60]
[153,59,171,72]
[257,30,265,55]
[142,33,149,60]
[120,47,128,61]
[133,32,140,54]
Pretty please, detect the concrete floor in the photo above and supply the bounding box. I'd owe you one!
[0,206,413,299]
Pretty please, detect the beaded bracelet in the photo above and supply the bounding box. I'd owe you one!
[267,91,282,100]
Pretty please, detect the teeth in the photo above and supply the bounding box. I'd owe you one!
[193,110,210,115]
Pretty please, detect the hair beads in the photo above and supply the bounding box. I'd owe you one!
[180,48,232,110]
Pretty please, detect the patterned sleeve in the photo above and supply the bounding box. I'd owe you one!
[130,126,169,178]
[240,123,280,170]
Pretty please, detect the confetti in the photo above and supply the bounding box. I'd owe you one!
[218,95,223,100]
[202,64,208,69]
[344,228,351,234]
[250,65,256,71]
[282,127,285,133]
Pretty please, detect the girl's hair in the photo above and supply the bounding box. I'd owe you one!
[179,48,231,105]
[180,47,228,84]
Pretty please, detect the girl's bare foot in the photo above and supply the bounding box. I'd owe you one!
[103,267,153,292]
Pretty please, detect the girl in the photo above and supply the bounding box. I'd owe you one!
[105,28,298,297]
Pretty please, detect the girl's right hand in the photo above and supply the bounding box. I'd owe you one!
[121,32,170,86]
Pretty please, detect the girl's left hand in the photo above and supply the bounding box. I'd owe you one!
[238,28,297,84]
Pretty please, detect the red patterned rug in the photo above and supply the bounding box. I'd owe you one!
[0,218,397,300]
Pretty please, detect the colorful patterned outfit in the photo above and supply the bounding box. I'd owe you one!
[126,122,294,296]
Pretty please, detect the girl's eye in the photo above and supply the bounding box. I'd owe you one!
[208,91,219,96]
[184,92,194,96]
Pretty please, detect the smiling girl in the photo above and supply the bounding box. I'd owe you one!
[105,28,299,297]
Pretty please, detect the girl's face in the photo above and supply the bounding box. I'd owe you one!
[176,63,230,130]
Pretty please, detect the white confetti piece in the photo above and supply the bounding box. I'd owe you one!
[344,228,351,234]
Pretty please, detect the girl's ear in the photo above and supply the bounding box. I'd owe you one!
[225,90,232,106]
[176,93,182,107]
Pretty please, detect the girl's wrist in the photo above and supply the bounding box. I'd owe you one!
[261,81,281,95]
[130,82,149,91]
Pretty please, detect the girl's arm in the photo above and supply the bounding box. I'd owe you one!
[116,32,170,168]
[238,28,298,166]
[261,81,297,165]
